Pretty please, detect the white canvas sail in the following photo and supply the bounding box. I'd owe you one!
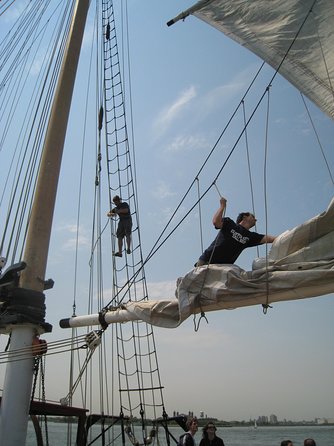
[61,197,334,329]
[169,0,334,119]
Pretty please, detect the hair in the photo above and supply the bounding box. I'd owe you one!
[236,212,251,224]
[113,195,121,203]
[304,439,316,446]
[186,417,198,430]
[202,422,216,439]
[281,441,293,446]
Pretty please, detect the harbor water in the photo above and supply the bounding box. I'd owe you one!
[26,422,334,445]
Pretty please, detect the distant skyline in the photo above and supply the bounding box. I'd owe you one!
[172,411,334,424]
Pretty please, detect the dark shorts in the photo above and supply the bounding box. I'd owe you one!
[117,219,132,238]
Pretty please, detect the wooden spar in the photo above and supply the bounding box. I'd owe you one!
[0,1,90,444]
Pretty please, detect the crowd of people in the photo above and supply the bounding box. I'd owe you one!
[178,417,318,446]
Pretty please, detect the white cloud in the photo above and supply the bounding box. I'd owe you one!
[56,223,90,250]
[151,181,176,199]
[154,86,197,136]
[153,67,253,146]
[147,280,176,300]
[62,234,90,250]
[201,73,249,115]
[164,134,208,153]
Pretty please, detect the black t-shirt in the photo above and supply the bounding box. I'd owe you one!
[199,217,264,264]
[115,202,131,220]
[180,432,195,446]
[199,436,225,446]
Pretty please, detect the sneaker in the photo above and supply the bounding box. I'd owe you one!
[113,252,122,257]
[126,248,131,254]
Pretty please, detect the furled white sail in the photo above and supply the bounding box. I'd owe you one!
[168,0,334,119]
[61,197,334,329]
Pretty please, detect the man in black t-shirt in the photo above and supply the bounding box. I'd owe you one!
[107,195,132,257]
[196,196,276,266]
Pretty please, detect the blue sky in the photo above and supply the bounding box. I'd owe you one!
[0,0,333,423]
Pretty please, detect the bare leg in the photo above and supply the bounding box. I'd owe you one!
[126,235,131,254]
[114,237,123,256]
[118,237,123,254]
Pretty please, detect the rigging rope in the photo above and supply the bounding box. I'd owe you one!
[196,178,204,254]
[102,62,269,309]
[191,191,227,331]
[101,3,319,315]
[0,0,75,262]
[0,333,88,365]
[72,0,169,437]
[133,0,320,274]
[241,101,259,257]
[101,0,323,317]
[262,87,271,313]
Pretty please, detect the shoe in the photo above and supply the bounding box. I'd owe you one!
[126,248,131,254]
[114,252,122,257]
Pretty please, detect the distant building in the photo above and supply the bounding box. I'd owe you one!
[316,418,329,425]
[269,414,278,424]
[257,416,268,425]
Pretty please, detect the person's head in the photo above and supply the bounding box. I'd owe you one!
[281,441,293,446]
[186,417,198,434]
[113,195,121,205]
[304,439,316,446]
[202,422,216,438]
[236,211,257,228]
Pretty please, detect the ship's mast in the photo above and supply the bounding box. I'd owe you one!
[0,1,90,444]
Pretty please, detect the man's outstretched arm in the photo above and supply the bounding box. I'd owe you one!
[261,234,276,244]
[212,197,227,228]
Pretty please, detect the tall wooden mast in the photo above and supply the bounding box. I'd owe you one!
[0,1,90,444]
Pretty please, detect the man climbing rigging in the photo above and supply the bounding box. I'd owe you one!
[196,196,276,266]
[107,195,132,257]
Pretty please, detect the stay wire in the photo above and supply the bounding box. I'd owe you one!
[0,0,17,17]
[0,334,88,364]
[241,100,259,257]
[192,198,227,331]
[72,3,101,313]
[0,1,74,261]
[196,178,204,253]
[262,88,271,314]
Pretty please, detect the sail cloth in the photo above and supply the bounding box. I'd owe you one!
[61,198,334,329]
[168,0,334,120]
[121,197,334,328]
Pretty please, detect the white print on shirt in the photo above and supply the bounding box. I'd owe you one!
[231,229,249,244]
